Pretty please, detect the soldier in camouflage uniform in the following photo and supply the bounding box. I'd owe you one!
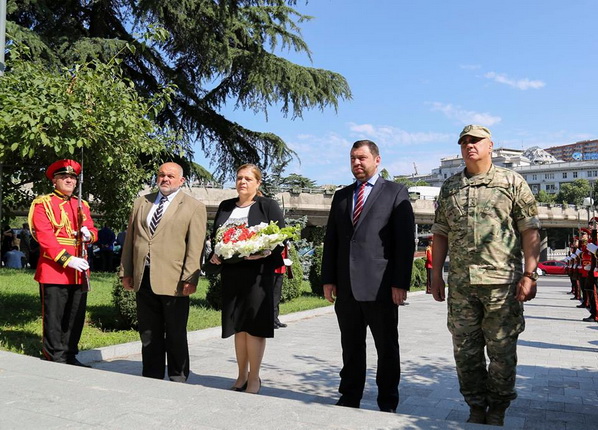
[431,125,540,426]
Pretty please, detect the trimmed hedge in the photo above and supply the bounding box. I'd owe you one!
[309,244,324,296]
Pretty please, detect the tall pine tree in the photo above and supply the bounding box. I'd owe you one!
[7,0,351,180]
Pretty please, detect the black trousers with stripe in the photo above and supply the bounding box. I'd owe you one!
[39,283,87,362]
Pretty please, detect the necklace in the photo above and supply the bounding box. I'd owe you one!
[236,201,255,208]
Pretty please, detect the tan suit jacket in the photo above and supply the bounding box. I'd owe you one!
[119,190,207,296]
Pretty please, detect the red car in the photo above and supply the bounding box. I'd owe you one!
[537,260,567,275]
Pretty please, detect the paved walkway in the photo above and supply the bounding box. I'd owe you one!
[1,276,597,429]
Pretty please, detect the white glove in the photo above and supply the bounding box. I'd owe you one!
[584,265,592,271]
[575,249,583,257]
[80,226,91,242]
[283,258,293,266]
[587,242,598,255]
[67,257,89,272]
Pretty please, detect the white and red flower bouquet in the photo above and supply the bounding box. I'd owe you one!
[214,221,300,262]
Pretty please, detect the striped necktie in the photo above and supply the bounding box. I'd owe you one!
[149,196,167,236]
[352,182,367,226]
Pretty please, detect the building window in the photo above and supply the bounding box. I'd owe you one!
[532,174,537,181]
[562,172,568,179]
[545,184,557,193]
[444,173,447,179]
[573,171,578,178]
[544,173,554,180]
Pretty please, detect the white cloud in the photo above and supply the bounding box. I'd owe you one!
[283,125,457,183]
[429,102,502,126]
[484,71,545,90]
[460,64,482,70]
[347,123,452,147]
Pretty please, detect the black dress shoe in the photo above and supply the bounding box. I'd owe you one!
[277,321,287,328]
[582,317,597,322]
[576,304,587,308]
[380,407,396,413]
[335,398,359,408]
[66,358,91,368]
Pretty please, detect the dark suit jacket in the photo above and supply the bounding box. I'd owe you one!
[210,196,285,268]
[321,177,415,302]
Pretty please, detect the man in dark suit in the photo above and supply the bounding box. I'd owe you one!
[120,162,207,382]
[321,139,415,413]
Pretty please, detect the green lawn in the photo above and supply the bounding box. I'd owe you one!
[0,269,330,358]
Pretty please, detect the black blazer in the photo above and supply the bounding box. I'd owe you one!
[321,177,415,302]
[209,195,285,268]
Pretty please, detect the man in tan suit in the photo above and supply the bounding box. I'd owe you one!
[120,162,207,382]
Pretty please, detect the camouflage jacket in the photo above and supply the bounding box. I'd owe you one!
[432,165,540,285]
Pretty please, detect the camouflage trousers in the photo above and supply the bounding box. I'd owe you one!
[447,282,524,409]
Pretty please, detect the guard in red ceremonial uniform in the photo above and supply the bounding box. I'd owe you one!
[425,237,433,294]
[28,159,98,366]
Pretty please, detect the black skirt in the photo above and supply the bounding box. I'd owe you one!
[220,258,275,338]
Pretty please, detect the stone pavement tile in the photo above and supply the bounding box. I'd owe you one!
[565,402,598,415]
[548,393,581,403]
[529,399,564,411]
[407,405,452,420]
[564,423,593,430]
[546,409,587,424]
[523,419,568,430]
[5,276,598,429]
[501,415,525,429]
[509,405,546,421]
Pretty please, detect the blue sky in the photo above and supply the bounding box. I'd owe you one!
[197,0,598,185]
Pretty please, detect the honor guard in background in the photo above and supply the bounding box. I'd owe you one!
[28,159,97,366]
[583,224,598,322]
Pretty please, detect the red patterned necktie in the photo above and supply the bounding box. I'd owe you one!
[352,182,367,226]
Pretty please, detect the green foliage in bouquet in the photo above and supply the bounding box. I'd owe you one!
[260,221,302,242]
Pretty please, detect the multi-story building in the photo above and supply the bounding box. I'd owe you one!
[517,161,598,194]
[401,148,537,187]
[397,145,597,195]
[544,140,598,162]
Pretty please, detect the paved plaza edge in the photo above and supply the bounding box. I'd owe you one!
[1,277,597,429]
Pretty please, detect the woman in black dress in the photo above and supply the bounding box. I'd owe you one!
[208,164,284,394]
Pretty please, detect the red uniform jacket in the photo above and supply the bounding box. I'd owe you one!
[28,190,97,285]
[425,246,433,269]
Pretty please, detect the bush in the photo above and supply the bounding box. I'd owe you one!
[281,244,302,302]
[302,225,326,245]
[309,244,324,296]
[111,277,138,329]
[205,273,222,310]
[410,258,427,290]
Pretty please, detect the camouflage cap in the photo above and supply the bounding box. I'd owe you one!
[458,125,492,144]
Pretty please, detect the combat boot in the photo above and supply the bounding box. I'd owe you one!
[466,406,487,424]
[486,405,507,426]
